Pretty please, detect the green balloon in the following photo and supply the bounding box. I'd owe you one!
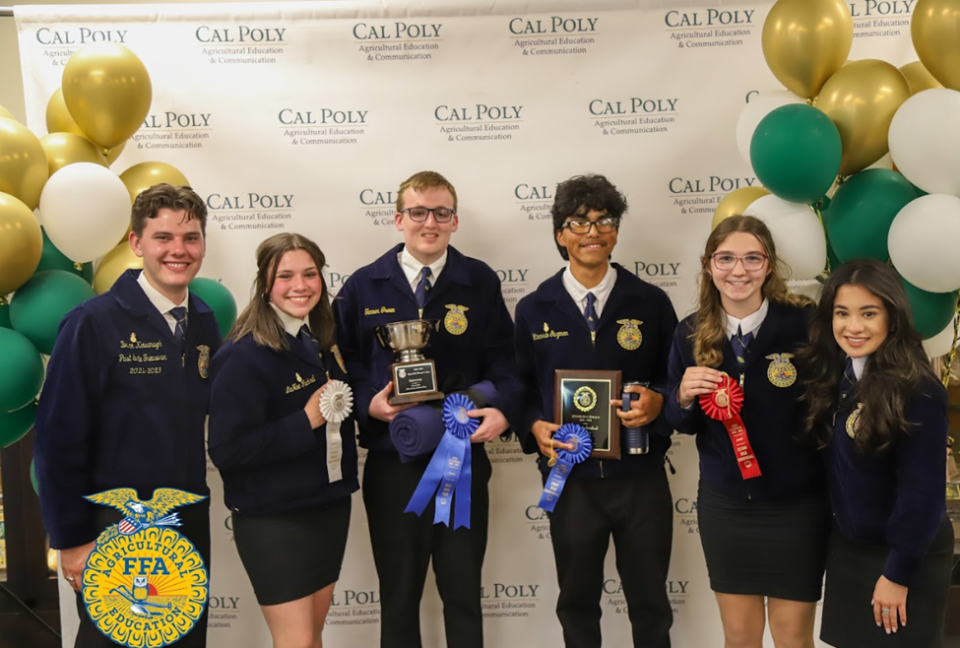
[10,270,96,354]
[0,402,36,448]
[0,302,10,329]
[0,327,43,412]
[750,104,842,204]
[190,278,237,340]
[902,278,956,339]
[30,457,39,495]
[828,170,919,263]
[36,227,94,284]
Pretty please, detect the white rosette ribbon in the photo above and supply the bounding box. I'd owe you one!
[319,379,353,483]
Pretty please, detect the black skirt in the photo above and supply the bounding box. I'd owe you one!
[697,481,830,601]
[232,497,352,606]
[820,516,954,648]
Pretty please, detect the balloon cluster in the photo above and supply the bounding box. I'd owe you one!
[0,43,236,451]
[715,0,960,361]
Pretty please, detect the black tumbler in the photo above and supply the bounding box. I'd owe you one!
[622,381,649,455]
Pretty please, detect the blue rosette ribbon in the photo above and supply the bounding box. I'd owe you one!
[537,424,593,513]
[404,393,478,529]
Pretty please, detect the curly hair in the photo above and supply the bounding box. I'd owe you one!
[550,174,627,260]
[796,258,938,453]
[690,215,811,366]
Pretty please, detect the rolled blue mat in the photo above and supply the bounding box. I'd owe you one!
[390,381,499,462]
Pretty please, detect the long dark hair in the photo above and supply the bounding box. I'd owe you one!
[691,215,811,367]
[228,233,335,352]
[797,258,938,453]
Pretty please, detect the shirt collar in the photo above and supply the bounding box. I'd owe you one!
[850,355,868,380]
[399,247,448,287]
[724,298,769,339]
[137,270,188,315]
[561,262,617,314]
[270,302,309,337]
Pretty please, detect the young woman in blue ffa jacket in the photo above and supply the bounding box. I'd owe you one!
[665,215,829,648]
[797,259,953,647]
[209,233,358,648]
[515,175,678,648]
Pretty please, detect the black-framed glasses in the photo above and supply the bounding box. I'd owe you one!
[400,207,456,223]
[710,253,768,271]
[561,217,620,234]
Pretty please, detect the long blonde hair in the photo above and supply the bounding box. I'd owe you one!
[691,215,812,366]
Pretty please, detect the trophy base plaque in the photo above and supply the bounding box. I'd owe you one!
[389,359,445,405]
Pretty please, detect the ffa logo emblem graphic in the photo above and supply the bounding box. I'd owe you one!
[331,344,348,374]
[846,403,863,439]
[616,319,643,350]
[130,332,138,343]
[81,488,208,647]
[444,304,469,335]
[196,345,210,379]
[573,386,598,413]
[765,353,797,388]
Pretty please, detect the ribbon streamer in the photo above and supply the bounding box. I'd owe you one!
[537,424,593,513]
[699,374,761,480]
[405,393,478,529]
[319,379,353,483]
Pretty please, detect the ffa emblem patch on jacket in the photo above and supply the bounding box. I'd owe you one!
[616,319,643,350]
[196,345,210,379]
[80,488,208,647]
[765,353,797,388]
[444,304,469,335]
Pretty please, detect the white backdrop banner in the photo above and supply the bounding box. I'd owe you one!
[15,1,917,646]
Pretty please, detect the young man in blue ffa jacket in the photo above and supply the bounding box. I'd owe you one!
[333,170,521,648]
[34,184,220,648]
[514,175,677,648]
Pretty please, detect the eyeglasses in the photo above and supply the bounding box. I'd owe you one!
[710,253,768,271]
[561,217,620,234]
[400,207,456,223]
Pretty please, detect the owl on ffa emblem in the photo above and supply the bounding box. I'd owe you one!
[80,488,208,647]
[765,353,797,388]
[616,319,642,350]
[444,304,469,335]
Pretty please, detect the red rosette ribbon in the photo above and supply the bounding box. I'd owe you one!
[699,374,761,480]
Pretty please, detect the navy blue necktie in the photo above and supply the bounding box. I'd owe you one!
[730,326,753,370]
[839,357,856,402]
[170,307,187,346]
[298,324,319,357]
[584,292,599,342]
[415,267,432,309]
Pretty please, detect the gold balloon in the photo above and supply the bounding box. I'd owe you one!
[912,0,960,91]
[762,0,853,98]
[94,241,142,294]
[119,161,190,204]
[40,133,108,176]
[0,192,43,295]
[712,187,771,230]
[814,59,910,177]
[0,104,17,122]
[0,117,49,210]
[62,44,152,149]
[899,61,943,95]
[45,88,88,140]
[104,140,126,165]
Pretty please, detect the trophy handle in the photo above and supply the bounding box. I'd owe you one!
[375,325,389,349]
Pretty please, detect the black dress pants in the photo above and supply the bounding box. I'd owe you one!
[363,448,491,648]
[548,468,673,648]
[73,499,211,648]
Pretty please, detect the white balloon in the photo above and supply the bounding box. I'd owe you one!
[39,162,130,263]
[922,317,957,358]
[889,194,960,293]
[744,195,827,280]
[735,91,807,167]
[888,88,960,196]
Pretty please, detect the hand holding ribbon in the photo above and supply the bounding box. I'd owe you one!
[537,424,593,513]
[405,393,478,529]
[319,380,353,483]
[698,374,761,480]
